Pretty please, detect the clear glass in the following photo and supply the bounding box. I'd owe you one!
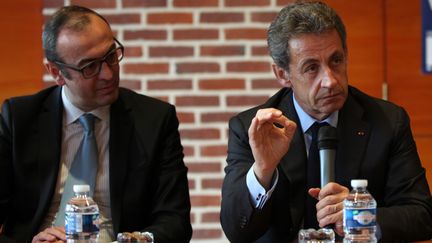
[298,228,335,243]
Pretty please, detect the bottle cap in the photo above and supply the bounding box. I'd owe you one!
[73,184,90,193]
[351,179,367,188]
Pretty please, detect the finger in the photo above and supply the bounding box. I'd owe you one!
[317,202,342,220]
[46,227,66,241]
[255,109,282,123]
[318,209,343,228]
[308,187,321,199]
[318,182,349,199]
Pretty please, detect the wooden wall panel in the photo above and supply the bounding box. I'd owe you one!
[326,0,385,98]
[0,1,43,103]
[385,1,432,189]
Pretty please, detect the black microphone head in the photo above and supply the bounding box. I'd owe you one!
[318,126,338,150]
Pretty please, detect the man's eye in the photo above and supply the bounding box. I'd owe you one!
[305,64,318,73]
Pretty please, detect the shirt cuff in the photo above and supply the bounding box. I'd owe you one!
[246,167,279,209]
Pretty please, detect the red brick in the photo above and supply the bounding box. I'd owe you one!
[192,229,223,239]
[177,112,195,124]
[227,61,270,72]
[252,78,281,89]
[153,96,169,102]
[226,95,269,106]
[183,146,195,157]
[201,112,237,123]
[70,0,115,8]
[202,212,220,223]
[123,63,169,74]
[190,195,220,206]
[252,45,269,56]
[124,30,167,40]
[176,63,220,73]
[105,13,141,24]
[225,28,267,40]
[190,212,195,224]
[251,11,278,22]
[123,0,167,7]
[225,0,270,6]
[119,79,141,90]
[43,0,64,8]
[124,46,143,57]
[176,96,219,106]
[186,162,221,173]
[200,12,244,23]
[199,78,245,90]
[277,0,295,6]
[200,145,227,156]
[149,46,194,57]
[202,178,223,189]
[174,0,218,7]
[180,128,220,140]
[200,45,245,56]
[188,179,196,190]
[174,29,219,40]
[147,79,192,90]
[148,13,193,24]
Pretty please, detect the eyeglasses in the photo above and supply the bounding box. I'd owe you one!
[54,38,124,79]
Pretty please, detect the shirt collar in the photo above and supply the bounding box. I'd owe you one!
[61,87,110,125]
[292,94,338,134]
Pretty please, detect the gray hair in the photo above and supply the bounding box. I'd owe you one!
[267,1,346,71]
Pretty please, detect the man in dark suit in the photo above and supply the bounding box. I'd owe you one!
[220,2,432,242]
[0,5,191,243]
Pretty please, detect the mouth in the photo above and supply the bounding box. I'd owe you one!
[98,82,118,95]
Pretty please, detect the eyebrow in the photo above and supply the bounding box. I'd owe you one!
[77,41,116,67]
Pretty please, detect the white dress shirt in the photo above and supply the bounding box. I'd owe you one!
[39,87,114,241]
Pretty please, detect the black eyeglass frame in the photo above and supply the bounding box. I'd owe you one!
[54,37,124,79]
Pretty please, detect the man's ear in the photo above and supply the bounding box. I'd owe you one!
[45,61,66,86]
[271,63,292,88]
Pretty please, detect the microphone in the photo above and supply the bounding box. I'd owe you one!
[318,126,338,188]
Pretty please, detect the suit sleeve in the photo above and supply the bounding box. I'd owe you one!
[377,107,432,242]
[0,101,19,243]
[220,116,274,243]
[143,105,192,243]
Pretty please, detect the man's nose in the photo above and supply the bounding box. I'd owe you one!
[321,66,337,88]
[98,61,114,80]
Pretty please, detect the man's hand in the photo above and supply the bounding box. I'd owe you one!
[249,108,297,189]
[309,182,349,236]
[32,226,66,243]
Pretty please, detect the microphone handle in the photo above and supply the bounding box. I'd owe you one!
[319,149,336,188]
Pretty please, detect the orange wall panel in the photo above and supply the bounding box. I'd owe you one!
[0,1,44,103]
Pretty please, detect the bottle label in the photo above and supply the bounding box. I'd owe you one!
[344,208,376,227]
[65,212,99,234]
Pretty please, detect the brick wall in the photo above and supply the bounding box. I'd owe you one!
[43,0,288,242]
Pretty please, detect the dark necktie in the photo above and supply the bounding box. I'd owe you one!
[304,122,329,229]
[54,113,98,226]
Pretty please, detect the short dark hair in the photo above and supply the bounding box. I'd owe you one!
[267,1,346,72]
[42,5,110,64]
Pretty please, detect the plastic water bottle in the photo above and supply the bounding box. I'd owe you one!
[343,179,377,243]
[65,185,100,243]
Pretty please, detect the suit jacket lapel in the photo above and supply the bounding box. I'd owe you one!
[335,93,370,186]
[109,93,133,233]
[275,90,308,229]
[31,86,63,233]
